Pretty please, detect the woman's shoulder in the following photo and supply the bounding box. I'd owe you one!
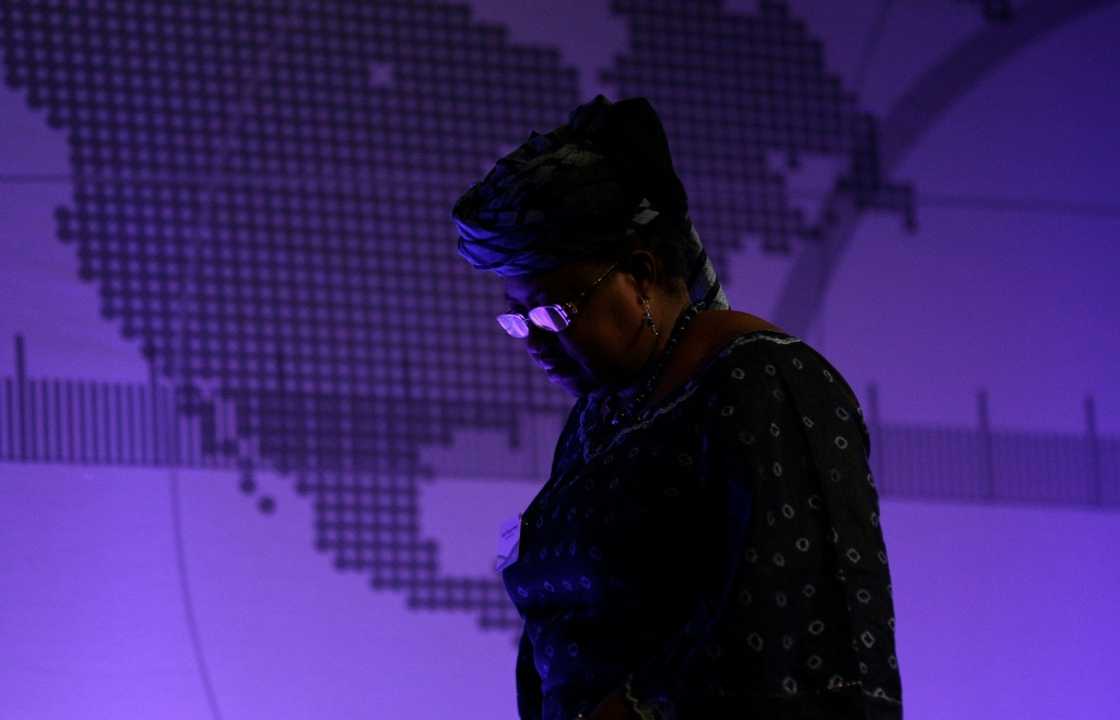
[701,323,869,447]
[687,310,802,378]
[651,309,794,405]
[689,312,860,401]
[691,309,790,348]
[691,309,805,367]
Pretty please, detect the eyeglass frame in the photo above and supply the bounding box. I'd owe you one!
[497,260,623,338]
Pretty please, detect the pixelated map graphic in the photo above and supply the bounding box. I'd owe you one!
[1,0,1113,641]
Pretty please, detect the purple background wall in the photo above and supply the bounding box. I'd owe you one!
[1,1,1118,718]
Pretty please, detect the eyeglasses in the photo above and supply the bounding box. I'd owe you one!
[497,261,621,338]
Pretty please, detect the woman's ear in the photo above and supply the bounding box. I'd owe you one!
[625,250,661,299]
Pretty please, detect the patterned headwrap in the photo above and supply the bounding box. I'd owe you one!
[450,94,729,310]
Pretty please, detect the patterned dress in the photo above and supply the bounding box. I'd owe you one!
[500,330,903,720]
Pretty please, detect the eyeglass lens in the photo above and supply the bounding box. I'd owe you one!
[496,305,572,337]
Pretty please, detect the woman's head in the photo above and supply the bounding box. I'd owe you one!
[501,236,691,396]
[451,94,729,396]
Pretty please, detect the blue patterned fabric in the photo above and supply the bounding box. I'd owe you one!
[501,330,903,720]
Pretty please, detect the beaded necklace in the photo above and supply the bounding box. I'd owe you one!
[579,299,707,449]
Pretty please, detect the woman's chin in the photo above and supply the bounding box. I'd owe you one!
[544,366,593,396]
[545,369,579,390]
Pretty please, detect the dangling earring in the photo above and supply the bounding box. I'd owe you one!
[640,296,661,336]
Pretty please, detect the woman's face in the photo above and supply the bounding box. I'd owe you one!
[502,258,653,397]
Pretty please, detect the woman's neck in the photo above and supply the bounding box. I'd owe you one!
[611,331,668,401]
[598,298,692,403]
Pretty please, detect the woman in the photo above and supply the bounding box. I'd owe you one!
[451,95,903,720]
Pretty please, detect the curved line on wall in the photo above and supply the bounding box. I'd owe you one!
[169,468,225,720]
[772,0,1119,337]
[164,3,304,715]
